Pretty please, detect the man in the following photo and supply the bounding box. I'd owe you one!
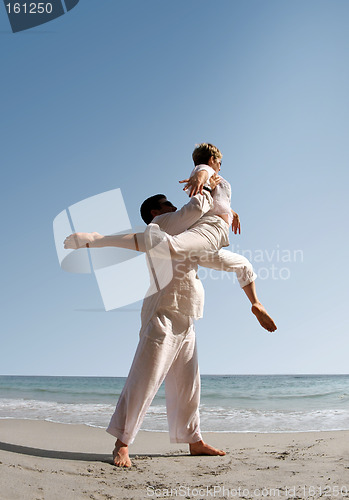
[66,188,230,466]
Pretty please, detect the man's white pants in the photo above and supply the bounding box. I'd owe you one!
[106,310,202,445]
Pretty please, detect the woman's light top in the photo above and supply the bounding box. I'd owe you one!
[191,164,232,225]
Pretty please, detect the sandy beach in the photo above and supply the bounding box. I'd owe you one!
[0,420,348,499]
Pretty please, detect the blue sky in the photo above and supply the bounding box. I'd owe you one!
[1,0,349,376]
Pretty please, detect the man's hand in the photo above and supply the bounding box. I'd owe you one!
[64,232,102,249]
[179,170,209,197]
[231,211,241,235]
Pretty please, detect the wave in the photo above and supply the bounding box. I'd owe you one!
[202,391,349,400]
[1,398,349,433]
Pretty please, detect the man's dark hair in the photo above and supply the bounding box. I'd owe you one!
[140,194,166,225]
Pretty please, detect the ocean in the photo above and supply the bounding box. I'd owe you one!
[0,375,348,433]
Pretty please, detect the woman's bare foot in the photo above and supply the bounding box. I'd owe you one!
[112,439,131,467]
[251,302,277,332]
[189,440,226,456]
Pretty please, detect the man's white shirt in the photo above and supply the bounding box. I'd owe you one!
[140,191,213,330]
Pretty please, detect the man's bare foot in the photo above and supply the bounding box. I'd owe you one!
[251,302,277,332]
[189,440,226,456]
[112,439,131,467]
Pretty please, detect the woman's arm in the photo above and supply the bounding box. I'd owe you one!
[179,169,221,197]
[179,169,209,197]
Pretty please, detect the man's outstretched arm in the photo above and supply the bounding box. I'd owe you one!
[63,189,215,251]
[64,180,220,251]
[64,231,146,252]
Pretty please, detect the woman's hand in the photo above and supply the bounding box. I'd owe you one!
[179,170,209,197]
[231,211,241,235]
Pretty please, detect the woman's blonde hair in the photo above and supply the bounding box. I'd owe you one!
[192,143,222,166]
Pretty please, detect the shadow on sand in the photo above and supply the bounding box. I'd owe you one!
[0,441,189,463]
